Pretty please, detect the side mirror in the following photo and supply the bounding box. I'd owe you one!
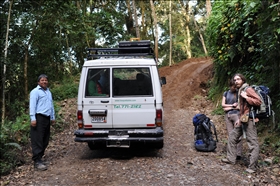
[161,77,166,85]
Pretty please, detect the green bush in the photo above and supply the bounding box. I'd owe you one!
[212,105,224,115]
[0,115,30,175]
[0,144,22,175]
[51,77,79,101]
[207,0,280,126]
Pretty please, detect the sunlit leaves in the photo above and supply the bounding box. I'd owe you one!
[207,0,280,121]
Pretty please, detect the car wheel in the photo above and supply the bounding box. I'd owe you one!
[154,141,164,149]
[87,142,104,150]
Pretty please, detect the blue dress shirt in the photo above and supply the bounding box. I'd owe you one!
[29,85,55,121]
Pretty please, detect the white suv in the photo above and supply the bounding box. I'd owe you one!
[74,40,166,149]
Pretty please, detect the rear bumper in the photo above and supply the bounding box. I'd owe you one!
[74,127,163,143]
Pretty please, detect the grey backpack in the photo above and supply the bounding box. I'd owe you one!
[193,114,218,152]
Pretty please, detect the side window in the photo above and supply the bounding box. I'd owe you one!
[86,68,110,97]
[113,68,153,96]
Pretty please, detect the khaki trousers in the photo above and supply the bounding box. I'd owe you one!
[224,113,243,156]
[227,120,259,170]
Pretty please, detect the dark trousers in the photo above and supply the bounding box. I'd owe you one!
[30,114,50,162]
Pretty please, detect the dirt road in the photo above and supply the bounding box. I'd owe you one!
[1,57,279,185]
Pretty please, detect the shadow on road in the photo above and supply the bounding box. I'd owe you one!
[80,145,163,160]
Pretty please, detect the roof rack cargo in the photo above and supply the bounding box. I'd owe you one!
[119,40,151,48]
[87,40,154,60]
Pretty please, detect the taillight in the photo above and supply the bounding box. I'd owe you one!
[77,110,83,129]
[156,109,162,127]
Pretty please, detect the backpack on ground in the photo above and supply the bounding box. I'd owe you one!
[245,85,274,122]
[192,114,218,152]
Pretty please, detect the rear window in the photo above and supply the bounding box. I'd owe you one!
[85,68,110,97]
[113,67,153,96]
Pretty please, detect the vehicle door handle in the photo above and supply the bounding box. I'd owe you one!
[101,100,109,103]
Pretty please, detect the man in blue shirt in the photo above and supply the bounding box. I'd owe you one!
[29,74,55,171]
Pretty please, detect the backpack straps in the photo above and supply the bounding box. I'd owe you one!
[197,114,207,122]
[201,118,218,143]
[194,114,207,135]
[210,120,218,142]
[225,91,228,100]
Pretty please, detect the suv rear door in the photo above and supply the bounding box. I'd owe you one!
[112,67,156,128]
[82,68,112,128]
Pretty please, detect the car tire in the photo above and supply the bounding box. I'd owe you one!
[154,141,164,149]
[87,142,104,150]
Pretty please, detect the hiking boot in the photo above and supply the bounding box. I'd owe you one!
[245,168,256,174]
[236,156,241,161]
[221,158,235,165]
[34,161,47,171]
[41,160,50,165]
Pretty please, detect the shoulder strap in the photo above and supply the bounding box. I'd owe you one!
[210,121,218,142]
[197,114,207,123]
[224,91,228,104]
[244,86,250,92]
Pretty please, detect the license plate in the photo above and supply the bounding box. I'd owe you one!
[107,140,130,148]
[91,116,106,123]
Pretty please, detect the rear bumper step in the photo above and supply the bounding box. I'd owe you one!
[75,137,163,143]
[74,127,163,142]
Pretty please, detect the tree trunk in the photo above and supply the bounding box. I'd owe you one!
[169,0,172,66]
[194,20,208,55]
[125,0,134,35]
[150,0,158,62]
[2,0,13,124]
[23,20,37,101]
[179,0,191,58]
[206,0,212,18]
[24,45,28,100]
[140,1,147,38]
[132,0,140,38]
[65,33,73,73]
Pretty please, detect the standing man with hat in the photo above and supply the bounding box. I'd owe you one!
[29,74,55,171]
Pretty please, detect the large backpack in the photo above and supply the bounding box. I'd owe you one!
[192,114,218,152]
[245,85,274,122]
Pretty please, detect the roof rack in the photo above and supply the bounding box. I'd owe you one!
[87,40,155,59]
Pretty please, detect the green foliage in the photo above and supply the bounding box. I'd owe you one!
[273,156,279,164]
[1,0,206,175]
[51,102,65,133]
[212,105,224,115]
[0,144,22,175]
[193,94,203,100]
[0,104,64,175]
[0,115,30,146]
[51,75,79,101]
[0,115,30,175]
[206,0,280,126]
[2,0,210,123]
[260,132,280,159]
[157,0,207,66]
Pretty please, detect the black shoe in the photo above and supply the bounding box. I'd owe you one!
[34,161,47,171]
[236,156,241,160]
